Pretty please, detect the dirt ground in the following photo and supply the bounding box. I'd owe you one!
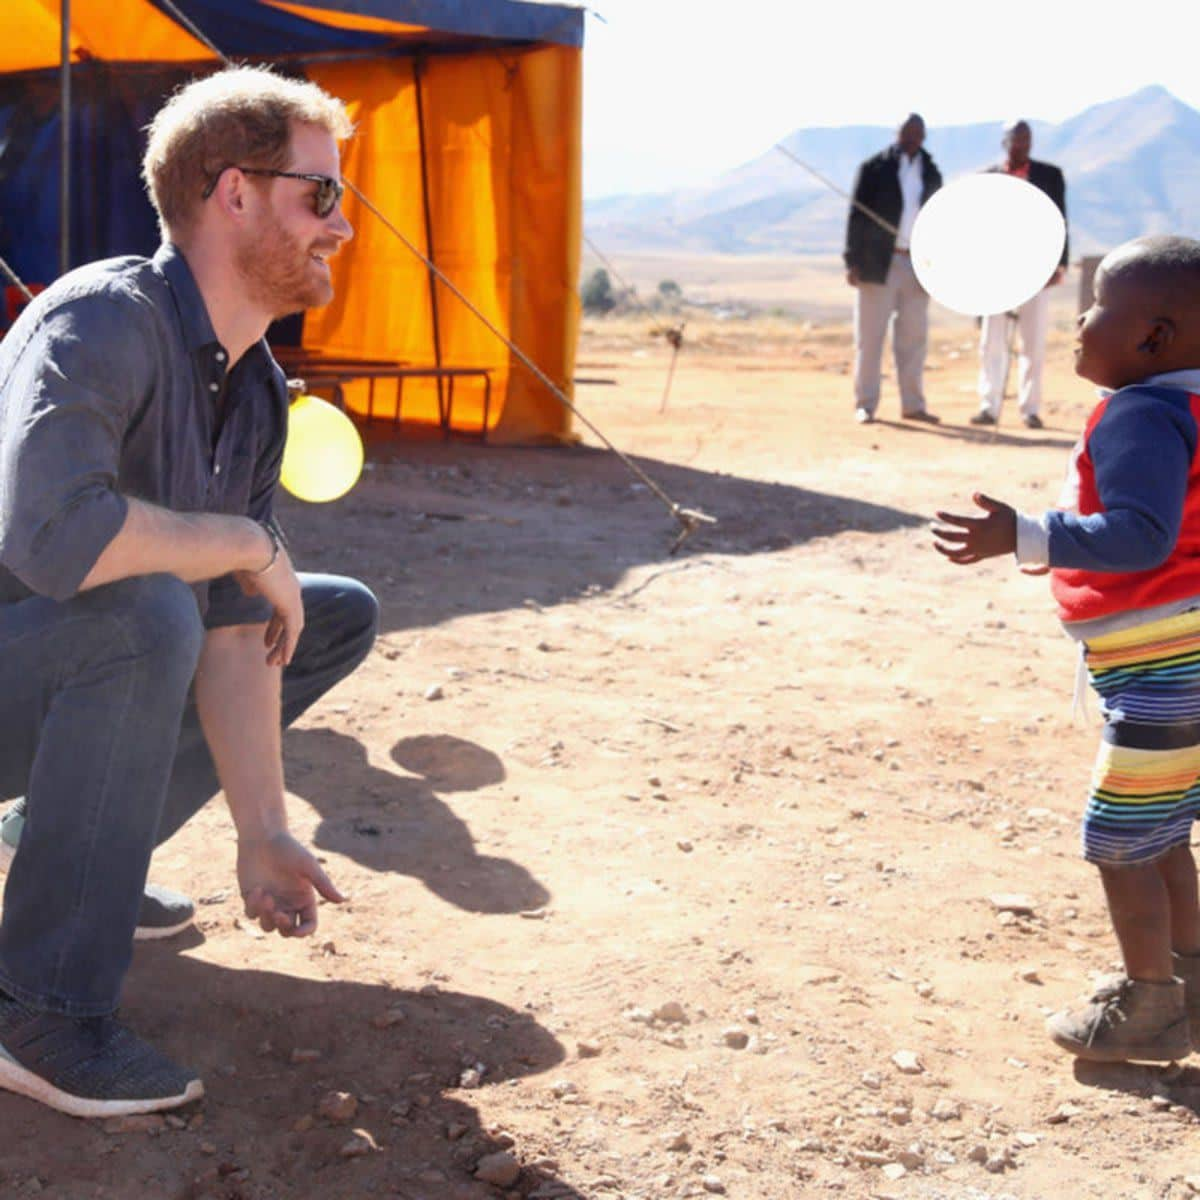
[7,293,1200,1200]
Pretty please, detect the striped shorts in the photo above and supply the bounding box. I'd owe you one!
[1083,609,1200,867]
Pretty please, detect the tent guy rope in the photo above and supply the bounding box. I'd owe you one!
[147,0,716,554]
[773,143,900,238]
[0,256,35,304]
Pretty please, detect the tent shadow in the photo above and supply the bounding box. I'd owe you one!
[285,727,550,916]
[0,944,580,1199]
[280,437,930,636]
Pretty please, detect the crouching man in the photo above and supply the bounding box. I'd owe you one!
[0,66,377,1117]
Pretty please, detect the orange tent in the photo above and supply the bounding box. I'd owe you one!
[0,0,584,443]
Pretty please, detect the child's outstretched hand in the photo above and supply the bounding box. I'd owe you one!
[932,493,1017,564]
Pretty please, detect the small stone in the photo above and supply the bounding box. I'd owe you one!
[722,1026,750,1049]
[662,1130,691,1153]
[860,1071,882,1091]
[371,1006,407,1029]
[989,893,1035,915]
[424,684,444,701]
[984,1148,1014,1174]
[881,1163,907,1181]
[459,1067,483,1089]
[701,1176,726,1194]
[930,1098,961,1121]
[577,1040,602,1059]
[290,1048,322,1064]
[1184,1175,1200,1194]
[339,1129,379,1158]
[967,1144,989,1163]
[655,1001,687,1024]
[677,839,694,853]
[851,1150,890,1166]
[475,1151,521,1187]
[915,982,935,999]
[1015,1132,1040,1147]
[317,1091,358,1124]
[446,1121,469,1141]
[895,1146,924,1169]
[891,1050,923,1074]
[292,1115,314,1133]
[1046,1102,1082,1124]
[1018,965,1043,984]
[888,1106,912,1125]
[550,1079,578,1098]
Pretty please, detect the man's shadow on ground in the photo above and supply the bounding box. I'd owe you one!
[0,943,582,1199]
[285,727,550,916]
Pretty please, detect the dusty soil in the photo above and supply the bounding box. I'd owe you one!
[5,299,1199,1200]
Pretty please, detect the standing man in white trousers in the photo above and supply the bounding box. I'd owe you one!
[972,119,1068,430]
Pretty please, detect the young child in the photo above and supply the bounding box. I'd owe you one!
[933,235,1200,1063]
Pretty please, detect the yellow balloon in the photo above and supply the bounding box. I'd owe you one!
[280,394,364,503]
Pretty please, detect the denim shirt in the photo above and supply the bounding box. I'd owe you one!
[0,243,287,625]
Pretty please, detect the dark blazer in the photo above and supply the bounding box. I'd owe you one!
[986,159,1068,267]
[843,145,942,284]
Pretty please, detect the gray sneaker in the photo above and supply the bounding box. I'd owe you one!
[0,992,202,1118]
[1046,974,1190,1062]
[0,800,195,941]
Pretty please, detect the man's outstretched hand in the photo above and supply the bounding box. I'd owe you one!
[238,832,345,937]
[932,492,1017,564]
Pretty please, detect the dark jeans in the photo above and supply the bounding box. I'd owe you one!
[0,572,377,1017]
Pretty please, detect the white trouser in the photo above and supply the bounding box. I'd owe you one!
[977,286,1050,419]
[852,253,930,417]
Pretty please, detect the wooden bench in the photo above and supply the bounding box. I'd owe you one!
[273,350,491,441]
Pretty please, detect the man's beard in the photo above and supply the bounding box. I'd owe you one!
[235,222,332,318]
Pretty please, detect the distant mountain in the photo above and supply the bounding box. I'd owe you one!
[585,86,1200,257]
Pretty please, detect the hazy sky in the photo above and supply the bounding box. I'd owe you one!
[580,0,1200,199]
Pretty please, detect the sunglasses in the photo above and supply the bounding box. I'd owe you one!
[202,167,345,219]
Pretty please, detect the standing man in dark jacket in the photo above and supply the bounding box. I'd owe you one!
[844,113,942,425]
[971,119,1068,429]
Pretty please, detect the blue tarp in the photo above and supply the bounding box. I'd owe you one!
[148,0,585,55]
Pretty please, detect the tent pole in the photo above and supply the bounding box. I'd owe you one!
[412,55,446,429]
[59,0,71,276]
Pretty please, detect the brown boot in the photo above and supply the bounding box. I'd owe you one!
[1046,975,1190,1062]
[1172,952,1200,1047]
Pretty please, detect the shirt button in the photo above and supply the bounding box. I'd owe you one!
[215,350,227,363]
[214,463,222,475]
[209,382,219,392]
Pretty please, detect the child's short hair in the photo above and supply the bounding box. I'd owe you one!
[142,66,353,238]
[1110,235,1200,309]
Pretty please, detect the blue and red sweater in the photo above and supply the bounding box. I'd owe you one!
[1030,375,1200,627]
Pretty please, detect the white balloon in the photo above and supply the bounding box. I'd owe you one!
[910,174,1066,316]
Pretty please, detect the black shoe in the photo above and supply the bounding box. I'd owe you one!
[0,994,203,1118]
[1023,414,1044,430]
[902,410,941,425]
[970,411,997,426]
[0,800,195,941]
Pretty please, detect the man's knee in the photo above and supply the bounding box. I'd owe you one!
[92,573,204,682]
[339,579,379,668]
